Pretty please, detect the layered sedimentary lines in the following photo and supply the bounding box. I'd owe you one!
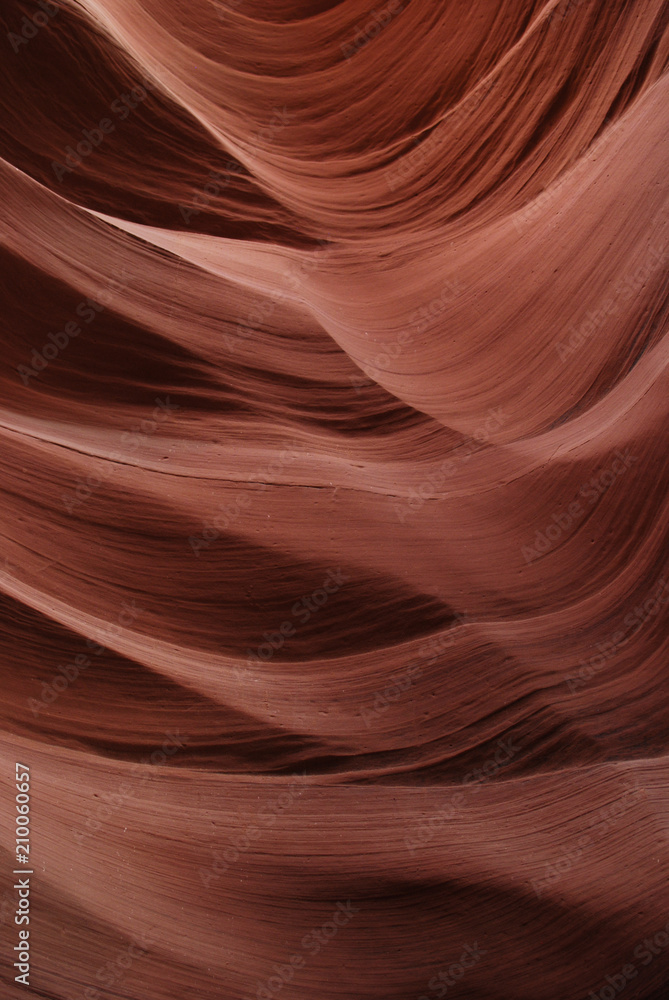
[0,1,668,998]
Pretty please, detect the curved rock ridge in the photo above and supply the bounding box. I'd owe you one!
[0,1,667,998]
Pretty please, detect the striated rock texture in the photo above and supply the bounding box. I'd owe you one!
[0,0,668,998]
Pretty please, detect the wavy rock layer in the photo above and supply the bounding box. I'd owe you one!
[0,1,668,998]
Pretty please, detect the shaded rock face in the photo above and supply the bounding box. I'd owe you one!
[0,1,668,998]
